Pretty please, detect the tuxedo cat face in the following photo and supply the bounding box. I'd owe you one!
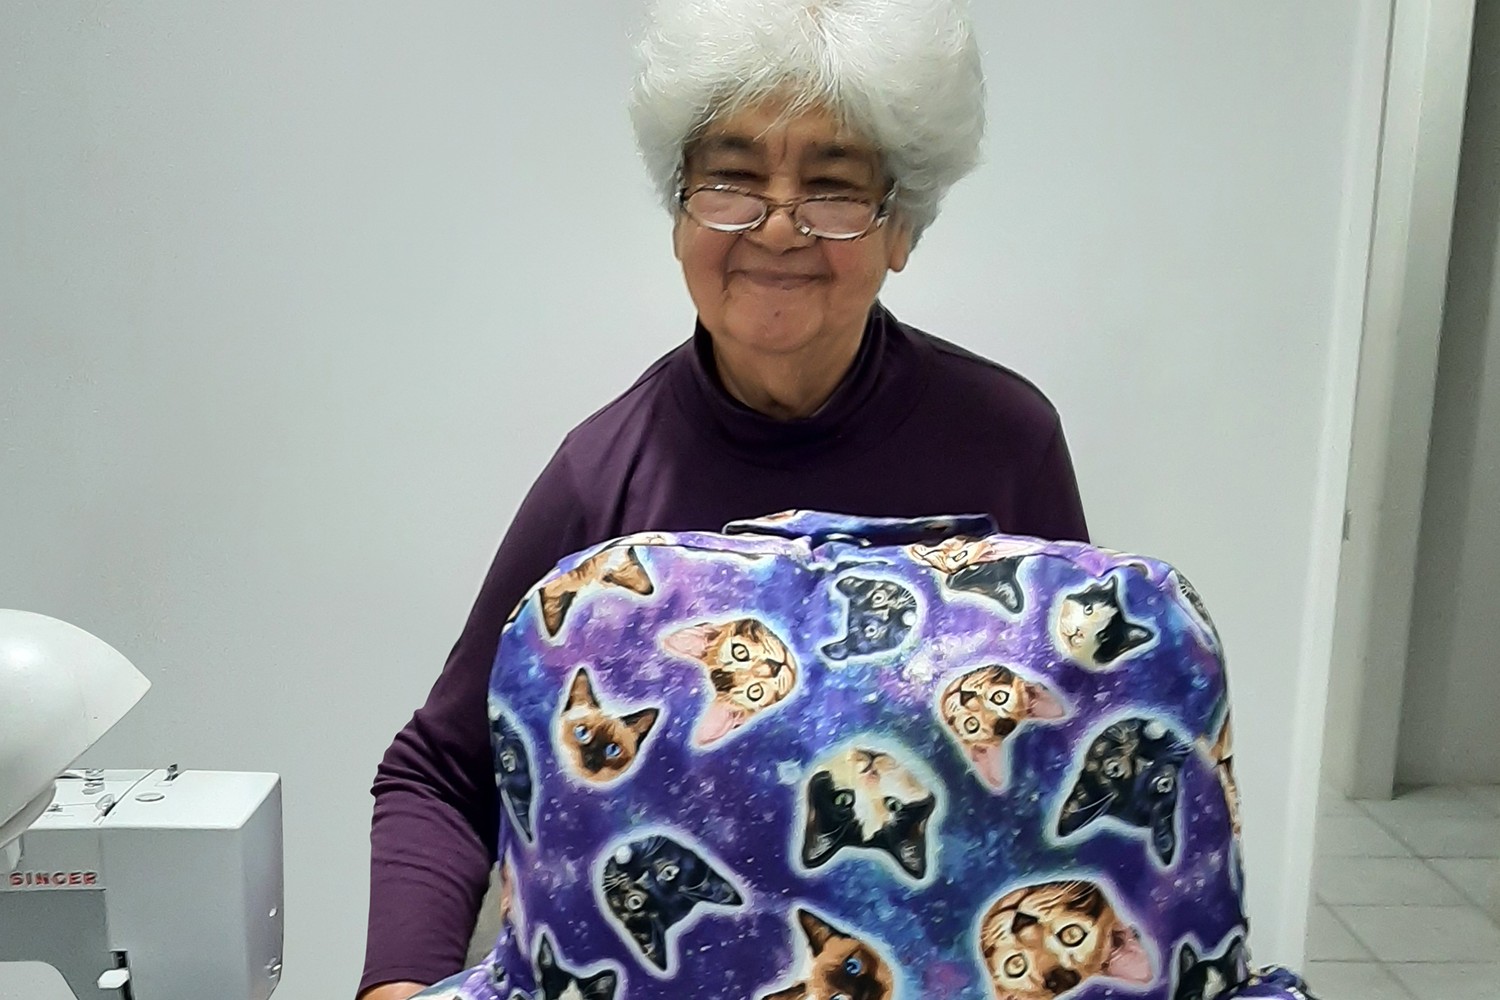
[538,545,654,636]
[759,908,895,1000]
[1055,577,1154,668]
[557,667,660,784]
[1173,937,1247,1000]
[910,537,1030,613]
[1058,718,1191,864]
[599,834,744,971]
[529,932,619,1000]
[801,747,938,880]
[940,665,1068,791]
[978,880,1152,1000]
[663,618,798,746]
[489,702,536,843]
[823,576,919,661]
[1199,715,1242,839]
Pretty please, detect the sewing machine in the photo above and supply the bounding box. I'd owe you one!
[0,766,283,1000]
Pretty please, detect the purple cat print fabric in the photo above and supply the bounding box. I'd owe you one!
[412,511,1318,1000]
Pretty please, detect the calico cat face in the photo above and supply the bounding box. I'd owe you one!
[823,576,919,661]
[910,538,1030,613]
[978,880,1152,1000]
[1173,937,1247,1000]
[534,932,620,1000]
[599,834,744,971]
[910,537,997,574]
[940,665,1068,791]
[1199,715,1242,838]
[1055,577,1154,668]
[489,702,536,843]
[663,618,798,746]
[1058,718,1191,864]
[759,908,895,1000]
[557,667,660,784]
[801,747,938,880]
[538,545,655,637]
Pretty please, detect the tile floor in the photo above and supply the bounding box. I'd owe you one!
[1306,784,1500,999]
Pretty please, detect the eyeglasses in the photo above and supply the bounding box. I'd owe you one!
[675,184,894,241]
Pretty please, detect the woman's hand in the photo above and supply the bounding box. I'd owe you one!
[357,982,428,1000]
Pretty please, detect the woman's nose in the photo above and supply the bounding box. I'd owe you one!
[748,202,815,252]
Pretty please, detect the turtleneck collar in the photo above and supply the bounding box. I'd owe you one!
[670,302,929,466]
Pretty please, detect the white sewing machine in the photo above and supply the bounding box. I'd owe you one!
[0,612,284,1000]
[0,767,283,999]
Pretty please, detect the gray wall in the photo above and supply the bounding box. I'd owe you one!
[1400,4,1500,786]
[1,3,1385,997]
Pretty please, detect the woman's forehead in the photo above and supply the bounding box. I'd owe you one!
[690,102,879,167]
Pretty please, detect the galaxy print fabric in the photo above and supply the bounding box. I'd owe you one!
[413,511,1318,1000]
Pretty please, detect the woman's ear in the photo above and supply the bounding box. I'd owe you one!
[886,219,914,273]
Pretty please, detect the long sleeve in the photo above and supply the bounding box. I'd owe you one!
[1016,421,1090,544]
[359,448,592,994]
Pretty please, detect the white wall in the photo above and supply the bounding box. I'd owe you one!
[0,3,1385,998]
[1399,2,1500,787]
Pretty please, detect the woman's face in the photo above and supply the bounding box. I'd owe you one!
[673,101,912,358]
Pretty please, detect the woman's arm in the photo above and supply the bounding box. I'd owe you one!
[358,450,590,996]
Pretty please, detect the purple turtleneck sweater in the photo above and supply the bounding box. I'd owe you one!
[360,304,1089,994]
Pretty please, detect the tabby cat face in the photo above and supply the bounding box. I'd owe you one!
[758,908,895,1000]
[823,576,920,661]
[978,881,1152,1000]
[940,665,1068,790]
[663,618,798,746]
[1058,718,1191,864]
[534,932,619,1000]
[1173,937,1247,1000]
[801,747,938,880]
[537,545,655,637]
[1199,715,1241,838]
[557,667,660,784]
[1055,577,1154,668]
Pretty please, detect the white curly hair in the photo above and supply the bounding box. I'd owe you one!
[629,0,987,243]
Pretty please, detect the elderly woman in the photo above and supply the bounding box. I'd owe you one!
[358,1,1086,997]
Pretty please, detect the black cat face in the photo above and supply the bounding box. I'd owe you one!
[599,834,743,971]
[1173,937,1247,1000]
[489,702,536,843]
[823,576,919,661]
[534,932,619,1000]
[800,748,938,881]
[1058,718,1191,864]
[1056,577,1155,668]
[948,557,1027,614]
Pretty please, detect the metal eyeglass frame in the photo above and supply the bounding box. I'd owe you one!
[674,183,898,241]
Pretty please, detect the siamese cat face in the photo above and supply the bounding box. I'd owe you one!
[556,667,660,784]
[978,880,1153,1000]
[1055,577,1154,668]
[939,665,1068,790]
[758,908,895,1000]
[801,746,938,881]
[663,618,798,746]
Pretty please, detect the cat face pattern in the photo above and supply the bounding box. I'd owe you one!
[534,932,620,1000]
[910,537,1033,614]
[1058,719,1192,865]
[1055,576,1155,668]
[940,665,1069,791]
[556,667,660,784]
[489,701,536,843]
[598,833,744,972]
[468,514,1308,1000]
[662,618,797,746]
[1173,937,1248,1000]
[1199,715,1242,839]
[537,545,654,637]
[978,880,1154,1000]
[759,908,895,1000]
[823,576,919,661]
[800,745,938,880]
